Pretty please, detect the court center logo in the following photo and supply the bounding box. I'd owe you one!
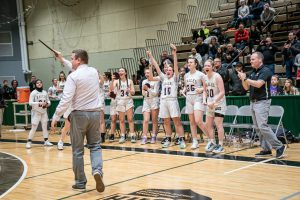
[102,189,212,200]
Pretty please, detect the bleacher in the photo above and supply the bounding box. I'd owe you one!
[113,0,300,88]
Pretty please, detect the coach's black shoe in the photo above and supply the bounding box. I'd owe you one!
[93,172,105,193]
[72,184,86,191]
[255,150,272,157]
[276,145,287,159]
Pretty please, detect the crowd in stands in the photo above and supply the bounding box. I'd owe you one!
[136,0,300,95]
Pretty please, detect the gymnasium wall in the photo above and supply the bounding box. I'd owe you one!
[24,0,220,88]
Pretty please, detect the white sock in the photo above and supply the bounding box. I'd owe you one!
[193,138,198,143]
[210,139,216,144]
[121,133,125,137]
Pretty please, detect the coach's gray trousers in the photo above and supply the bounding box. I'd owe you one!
[250,99,282,151]
[70,110,103,187]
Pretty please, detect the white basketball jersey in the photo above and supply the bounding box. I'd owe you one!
[29,90,50,114]
[184,70,205,96]
[103,80,110,99]
[205,72,226,106]
[160,73,178,100]
[142,79,160,99]
[116,79,132,100]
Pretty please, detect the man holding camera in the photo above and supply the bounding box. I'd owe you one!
[257,37,278,74]
[282,32,300,79]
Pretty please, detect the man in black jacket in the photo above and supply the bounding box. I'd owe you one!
[282,32,300,79]
[214,58,230,95]
[222,44,239,68]
[229,62,247,96]
[195,37,209,63]
[256,37,278,74]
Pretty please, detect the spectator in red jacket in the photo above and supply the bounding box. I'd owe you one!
[234,24,249,51]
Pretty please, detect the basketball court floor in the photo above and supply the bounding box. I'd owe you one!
[0,128,300,200]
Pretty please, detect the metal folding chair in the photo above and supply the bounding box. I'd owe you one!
[223,105,239,145]
[269,105,289,147]
[228,105,256,146]
[133,105,143,138]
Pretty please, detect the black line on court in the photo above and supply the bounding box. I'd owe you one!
[58,159,208,200]
[2,139,300,167]
[25,152,140,180]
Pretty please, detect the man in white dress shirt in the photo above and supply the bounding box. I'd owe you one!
[51,49,105,192]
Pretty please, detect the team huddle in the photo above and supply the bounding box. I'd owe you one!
[26,44,227,154]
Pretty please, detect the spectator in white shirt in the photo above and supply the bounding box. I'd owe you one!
[236,0,251,27]
[51,49,105,193]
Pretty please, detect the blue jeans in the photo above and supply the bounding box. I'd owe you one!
[70,110,103,187]
[250,99,282,151]
[264,64,275,75]
[285,58,296,79]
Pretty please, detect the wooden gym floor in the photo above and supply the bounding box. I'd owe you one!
[0,127,300,200]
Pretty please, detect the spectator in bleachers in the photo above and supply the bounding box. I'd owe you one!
[215,47,225,61]
[214,58,230,95]
[249,25,261,53]
[257,2,275,33]
[189,48,203,70]
[48,78,60,100]
[282,32,300,79]
[29,75,37,92]
[283,79,299,95]
[223,44,239,67]
[234,24,249,51]
[256,37,278,74]
[228,62,247,96]
[295,53,300,86]
[234,0,241,19]
[269,75,283,96]
[11,80,18,100]
[195,37,209,64]
[250,0,264,21]
[198,22,210,40]
[138,57,149,78]
[208,37,220,60]
[236,0,251,27]
[210,22,222,38]
[159,50,174,71]
[2,80,12,100]
[218,28,230,46]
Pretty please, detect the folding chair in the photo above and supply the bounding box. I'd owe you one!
[228,105,256,146]
[223,105,239,145]
[180,106,192,142]
[133,105,143,138]
[269,105,289,147]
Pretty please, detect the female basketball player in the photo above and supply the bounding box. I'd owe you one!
[108,73,118,142]
[203,60,227,153]
[183,58,208,149]
[147,44,186,149]
[26,80,53,149]
[57,71,67,99]
[98,72,106,143]
[111,67,135,143]
[140,66,160,144]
